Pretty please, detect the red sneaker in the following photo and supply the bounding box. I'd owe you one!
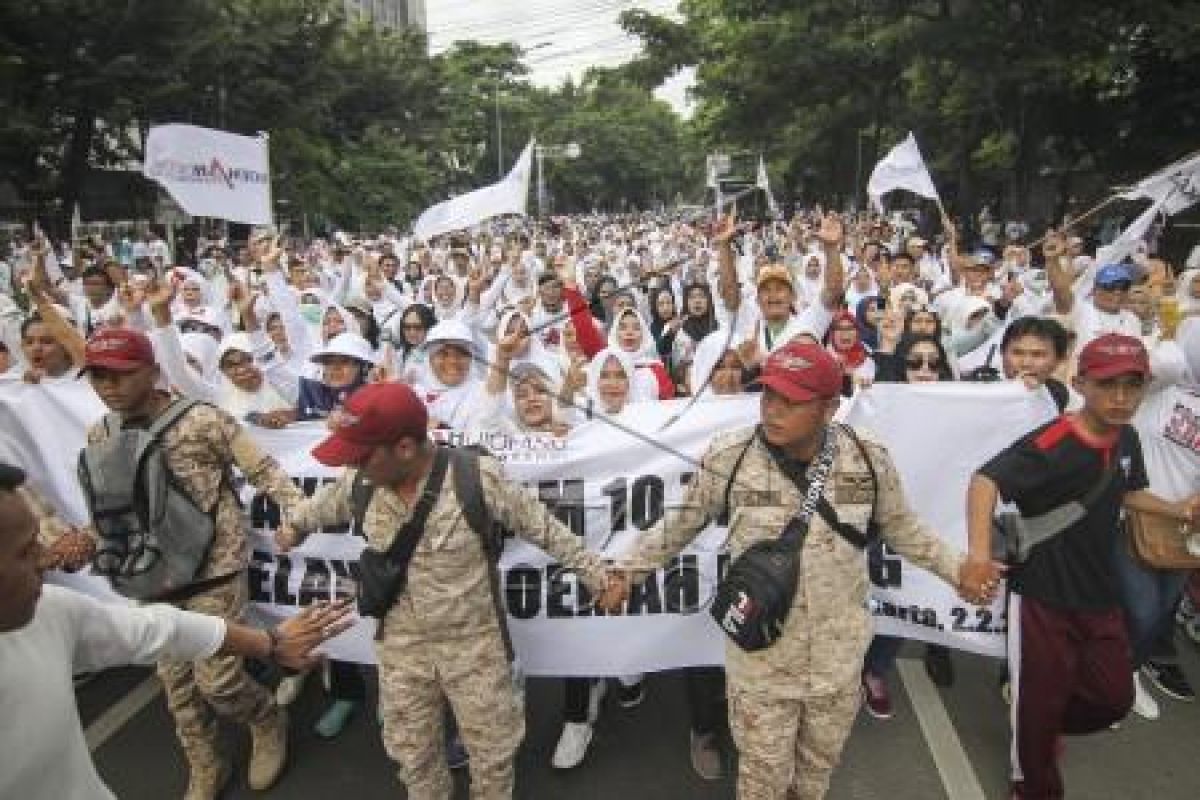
[861,672,894,719]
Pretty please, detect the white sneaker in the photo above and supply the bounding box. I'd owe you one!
[275,673,307,707]
[551,721,593,769]
[587,680,607,724]
[1132,671,1160,720]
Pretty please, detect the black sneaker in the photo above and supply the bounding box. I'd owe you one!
[617,681,646,709]
[1141,661,1196,702]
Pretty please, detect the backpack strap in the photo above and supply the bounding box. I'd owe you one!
[146,398,201,441]
[449,445,513,661]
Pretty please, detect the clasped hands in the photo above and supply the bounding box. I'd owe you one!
[957,557,1007,606]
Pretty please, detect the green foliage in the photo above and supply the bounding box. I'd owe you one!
[1,1,693,233]
[622,0,1200,221]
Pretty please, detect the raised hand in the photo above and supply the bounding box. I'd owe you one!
[1041,230,1066,261]
[712,213,738,245]
[815,214,845,250]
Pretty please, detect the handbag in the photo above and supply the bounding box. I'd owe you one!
[356,449,450,619]
[1128,510,1200,570]
[710,427,840,652]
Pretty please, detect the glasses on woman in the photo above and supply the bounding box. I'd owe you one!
[402,323,426,331]
[220,354,252,371]
[905,355,942,370]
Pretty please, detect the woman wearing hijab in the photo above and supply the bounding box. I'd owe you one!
[295,332,374,421]
[855,296,885,351]
[606,307,675,400]
[824,309,875,394]
[386,302,436,384]
[414,319,486,430]
[647,287,682,369]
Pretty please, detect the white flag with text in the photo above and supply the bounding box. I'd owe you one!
[142,124,272,225]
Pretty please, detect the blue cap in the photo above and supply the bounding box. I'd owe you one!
[1095,263,1133,287]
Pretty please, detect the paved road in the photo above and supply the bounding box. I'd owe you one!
[85,638,1200,799]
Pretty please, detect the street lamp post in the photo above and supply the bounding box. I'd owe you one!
[535,142,581,217]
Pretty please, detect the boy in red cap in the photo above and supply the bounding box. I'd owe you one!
[966,333,1200,800]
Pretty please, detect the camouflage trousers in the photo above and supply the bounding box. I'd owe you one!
[728,680,861,800]
[376,624,523,800]
[156,574,277,766]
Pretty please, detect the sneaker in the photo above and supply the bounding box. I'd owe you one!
[861,672,893,719]
[587,679,608,724]
[275,673,307,706]
[248,709,288,791]
[1132,671,1160,719]
[1141,661,1196,702]
[551,721,593,769]
[446,732,470,770]
[923,644,956,688]
[617,680,645,709]
[314,699,357,739]
[689,731,724,781]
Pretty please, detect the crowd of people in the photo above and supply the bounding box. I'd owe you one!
[2,206,1200,800]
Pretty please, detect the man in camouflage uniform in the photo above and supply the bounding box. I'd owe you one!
[56,328,307,800]
[278,381,618,800]
[613,340,1002,800]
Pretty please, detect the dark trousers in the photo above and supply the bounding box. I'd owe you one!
[1010,594,1133,800]
[563,677,594,724]
[1112,528,1189,668]
[329,659,366,702]
[685,666,726,736]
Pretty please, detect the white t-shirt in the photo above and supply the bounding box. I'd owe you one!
[1134,344,1200,501]
[1072,299,1140,348]
[0,586,224,800]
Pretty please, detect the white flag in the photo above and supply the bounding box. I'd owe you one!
[413,141,534,241]
[867,132,940,213]
[1095,197,1164,267]
[756,156,779,217]
[1120,151,1200,217]
[142,124,272,225]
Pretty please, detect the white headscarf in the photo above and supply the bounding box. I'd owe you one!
[688,328,740,400]
[607,307,660,364]
[1176,268,1200,314]
[416,319,485,429]
[180,332,220,384]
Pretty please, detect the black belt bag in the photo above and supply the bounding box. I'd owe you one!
[357,450,449,620]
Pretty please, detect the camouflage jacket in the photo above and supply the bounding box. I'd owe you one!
[626,424,963,699]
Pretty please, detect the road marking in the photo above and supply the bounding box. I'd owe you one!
[897,657,988,800]
[85,676,162,753]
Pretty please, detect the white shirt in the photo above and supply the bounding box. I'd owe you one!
[1072,299,1140,348]
[0,586,224,800]
[1134,343,1200,501]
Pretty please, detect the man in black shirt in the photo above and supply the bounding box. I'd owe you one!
[965,333,1200,800]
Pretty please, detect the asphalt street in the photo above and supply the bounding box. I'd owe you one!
[84,639,1200,799]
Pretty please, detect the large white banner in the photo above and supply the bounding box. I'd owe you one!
[142,124,272,225]
[2,382,1055,674]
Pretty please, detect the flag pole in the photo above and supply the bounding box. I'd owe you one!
[258,131,274,231]
[1026,194,1122,249]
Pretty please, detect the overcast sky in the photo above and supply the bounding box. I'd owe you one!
[424,0,695,115]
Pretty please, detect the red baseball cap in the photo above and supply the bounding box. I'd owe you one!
[312,382,429,467]
[1077,333,1150,380]
[83,328,157,372]
[755,340,843,402]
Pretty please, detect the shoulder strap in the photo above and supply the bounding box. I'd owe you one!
[147,398,201,441]
[350,470,376,535]
[382,447,450,561]
[450,446,502,560]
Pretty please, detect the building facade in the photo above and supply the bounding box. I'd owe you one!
[344,0,426,32]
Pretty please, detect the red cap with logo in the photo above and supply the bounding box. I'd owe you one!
[1077,333,1150,380]
[312,382,429,467]
[755,340,844,402]
[83,328,157,372]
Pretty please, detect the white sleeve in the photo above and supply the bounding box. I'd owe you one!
[249,328,301,405]
[796,300,834,340]
[148,325,220,403]
[265,270,315,362]
[60,589,225,673]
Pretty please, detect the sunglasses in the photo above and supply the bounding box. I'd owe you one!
[1097,281,1132,292]
[905,356,942,370]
